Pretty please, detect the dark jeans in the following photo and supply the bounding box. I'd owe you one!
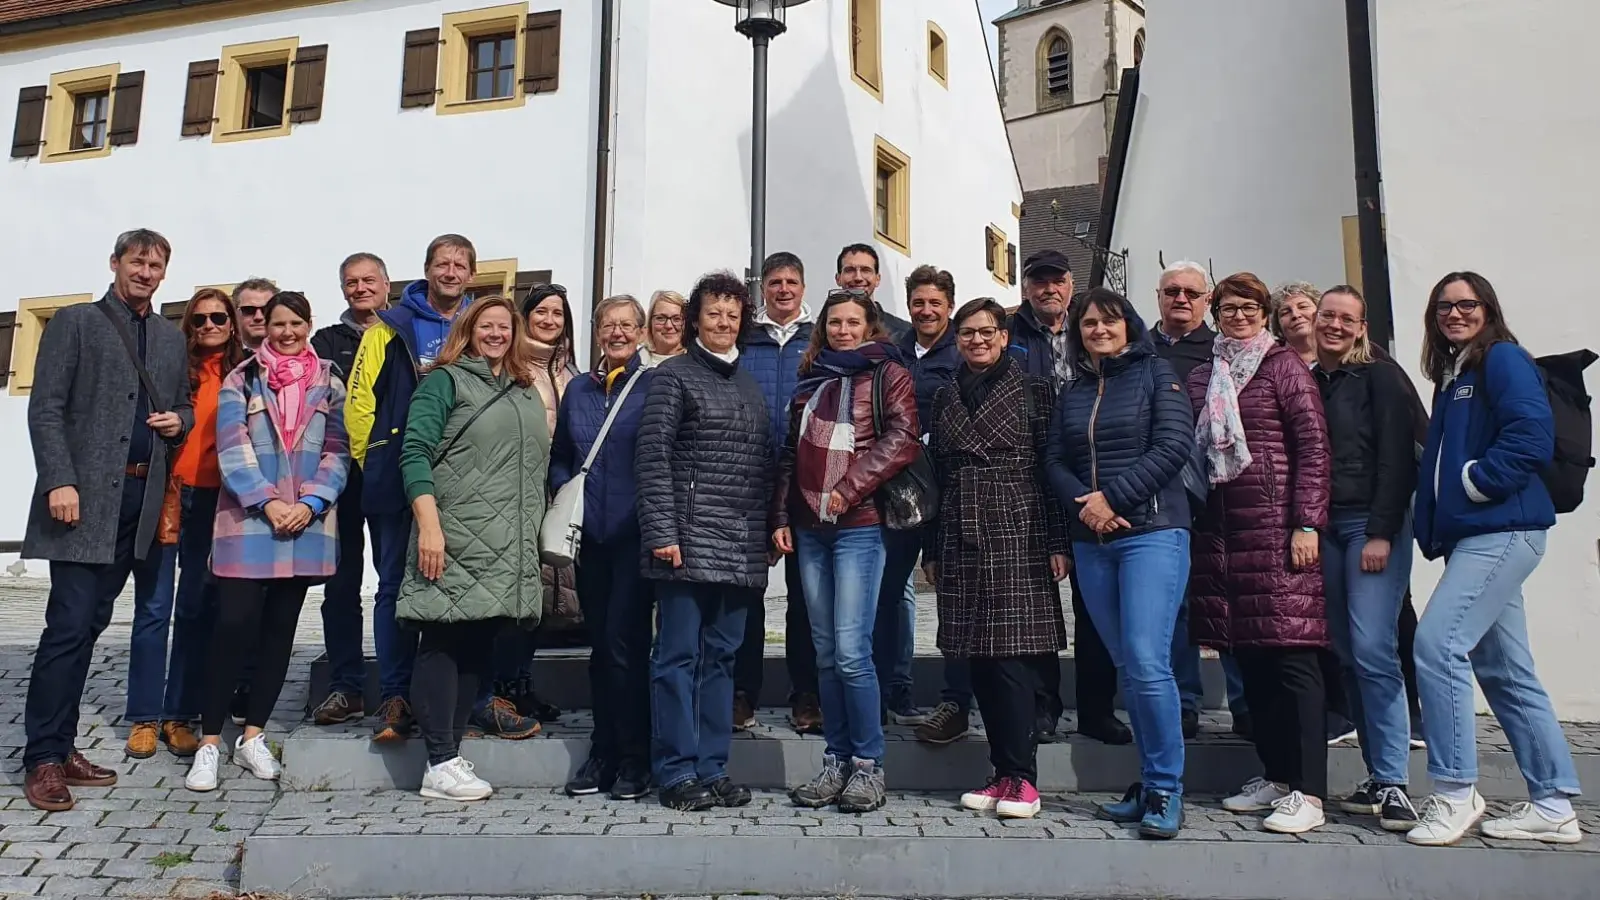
[734,552,818,703]
[321,467,367,695]
[125,543,177,723]
[1235,647,1327,798]
[162,486,220,721]
[578,536,654,768]
[1069,570,1114,720]
[940,654,974,711]
[651,580,752,790]
[26,478,163,768]
[370,510,418,702]
[413,619,499,766]
[873,527,920,701]
[201,578,311,735]
[971,655,1045,783]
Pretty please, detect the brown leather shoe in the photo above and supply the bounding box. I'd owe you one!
[25,763,73,812]
[124,723,158,759]
[732,692,757,732]
[62,751,117,787]
[790,692,824,735]
[160,721,200,758]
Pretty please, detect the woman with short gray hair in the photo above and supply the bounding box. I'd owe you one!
[1272,281,1322,364]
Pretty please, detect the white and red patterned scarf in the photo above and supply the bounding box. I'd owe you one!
[796,375,857,521]
[1196,329,1276,484]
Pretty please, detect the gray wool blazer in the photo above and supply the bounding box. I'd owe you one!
[23,293,193,564]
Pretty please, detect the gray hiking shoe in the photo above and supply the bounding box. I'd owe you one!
[838,757,887,813]
[791,754,848,808]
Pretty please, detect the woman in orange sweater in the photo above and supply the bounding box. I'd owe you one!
[152,288,246,755]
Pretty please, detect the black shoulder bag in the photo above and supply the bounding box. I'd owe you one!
[871,364,940,530]
[431,375,519,466]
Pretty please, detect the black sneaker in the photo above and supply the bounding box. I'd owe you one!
[506,676,563,723]
[703,776,752,808]
[565,756,614,796]
[1376,785,1419,832]
[1078,714,1133,745]
[229,686,250,726]
[1339,779,1382,815]
[469,697,542,740]
[610,761,652,801]
[659,779,717,811]
[1181,708,1200,740]
[1326,712,1358,746]
[1035,712,1061,743]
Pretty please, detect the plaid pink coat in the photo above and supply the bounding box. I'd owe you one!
[212,357,350,580]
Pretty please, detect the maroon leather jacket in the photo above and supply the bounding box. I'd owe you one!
[772,361,920,531]
[1185,344,1331,650]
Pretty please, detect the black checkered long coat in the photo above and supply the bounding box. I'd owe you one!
[926,361,1069,657]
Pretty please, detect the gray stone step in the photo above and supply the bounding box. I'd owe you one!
[240,788,1600,900]
[279,709,1600,800]
[307,651,1232,712]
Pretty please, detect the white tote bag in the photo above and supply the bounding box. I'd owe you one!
[540,368,645,567]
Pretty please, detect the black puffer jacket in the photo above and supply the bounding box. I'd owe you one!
[310,318,364,386]
[1315,358,1418,540]
[635,341,772,588]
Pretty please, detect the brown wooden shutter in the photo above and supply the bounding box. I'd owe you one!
[107,71,145,146]
[1006,243,1018,285]
[181,60,220,136]
[288,45,328,123]
[10,85,47,158]
[983,226,997,271]
[0,311,16,388]
[523,11,561,94]
[401,28,440,108]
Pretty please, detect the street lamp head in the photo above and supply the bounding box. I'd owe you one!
[712,0,811,40]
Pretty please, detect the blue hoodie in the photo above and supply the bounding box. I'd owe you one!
[400,281,460,369]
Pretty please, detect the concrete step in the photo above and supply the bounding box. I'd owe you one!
[240,787,1600,900]
[279,708,1600,800]
[307,651,1232,713]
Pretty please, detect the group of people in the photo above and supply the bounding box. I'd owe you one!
[19,229,1584,850]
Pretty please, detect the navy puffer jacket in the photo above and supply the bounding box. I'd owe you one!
[896,326,960,438]
[742,321,813,453]
[549,354,653,545]
[1046,326,1195,544]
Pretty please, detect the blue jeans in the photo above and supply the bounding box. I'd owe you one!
[873,528,918,700]
[1072,529,1190,793]
[798,527,887,764]
[125,543,177,723]
[162,487,220,721]
[322,468,367,695]
[1414,530,1580,798]
[1322,510,1413,785]
[370,510,418,702]
[650,581,750,789]
[1172,594,1204,715]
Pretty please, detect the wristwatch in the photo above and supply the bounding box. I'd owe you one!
[1299,526,1317,533]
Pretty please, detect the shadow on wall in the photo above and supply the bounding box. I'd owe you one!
[735,0,871,283]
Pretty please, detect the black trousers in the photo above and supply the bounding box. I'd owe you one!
[970,655,1046,783]
[1399,593,1421,720]
[202,577,311,735]
[577,535,654,768]
[1068,571,1113,720]
[413,619,500,766]
[734,552,817,703]
[1235,647,1327,798]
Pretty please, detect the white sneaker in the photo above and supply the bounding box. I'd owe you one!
[1223,777,1289,813]
[1406,789,1487,846]
[233,734,280,782]
[1262,791,1325,834]
[1481,802,1582,845]
[421,757,493,801]
[184,744,221,792]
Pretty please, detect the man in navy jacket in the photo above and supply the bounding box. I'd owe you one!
[734,252,821,733]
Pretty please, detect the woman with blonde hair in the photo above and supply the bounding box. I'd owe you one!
[1272,282,1322,365]
[640,290,687,366]
[396,296,550,800]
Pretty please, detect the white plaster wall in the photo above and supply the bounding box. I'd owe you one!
[1375,0,1600,720]
[1110,0,1355,321]
[1008,101,1104,192]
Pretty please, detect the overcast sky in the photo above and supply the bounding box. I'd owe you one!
[978,0,1011,74]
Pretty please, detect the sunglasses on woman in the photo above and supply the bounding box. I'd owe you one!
[190,312,230,328]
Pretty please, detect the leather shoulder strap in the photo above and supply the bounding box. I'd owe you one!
[96,300,167,413]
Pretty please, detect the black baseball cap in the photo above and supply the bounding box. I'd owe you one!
[1022,250,1072,279]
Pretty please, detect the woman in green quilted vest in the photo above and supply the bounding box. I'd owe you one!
[396,296,550,802]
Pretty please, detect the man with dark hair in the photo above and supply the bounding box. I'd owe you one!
[308,252,391,726]
[835,243,911,341]
[734,251,822,733]
[1008,249,1131,746]
[231,278,278,351]
[22,229,193,811]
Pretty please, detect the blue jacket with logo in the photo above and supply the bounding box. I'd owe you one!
[1414,342,1555,559]
[896,326,959,438]
[550,354,653,546]
[741,319,814,452]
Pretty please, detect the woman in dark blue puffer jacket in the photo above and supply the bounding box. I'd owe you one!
[1045,288,1196,839]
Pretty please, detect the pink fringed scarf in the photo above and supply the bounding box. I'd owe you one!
[257,343,319,451]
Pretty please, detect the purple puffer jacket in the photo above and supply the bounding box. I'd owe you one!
[1186,344,1331,650]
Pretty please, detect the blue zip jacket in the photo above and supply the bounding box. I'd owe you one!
[1007,302,1059,380]
[550,354,653,546]
[896,326,959,438]
[1414,341,1555,559]
[1045,330,1195,543]
[741,319,814,452]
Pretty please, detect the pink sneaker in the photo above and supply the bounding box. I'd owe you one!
[997,778,1041,819]
[960,777,1013,811]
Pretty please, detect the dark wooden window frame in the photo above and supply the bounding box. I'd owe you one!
[466,32,518,101]
[69,89,110,150]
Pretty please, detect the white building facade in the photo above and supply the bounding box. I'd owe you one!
[1111,0,1600,719]
[0,0,1022,567]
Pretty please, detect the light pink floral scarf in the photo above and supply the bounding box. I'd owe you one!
[1196,329,1276,484]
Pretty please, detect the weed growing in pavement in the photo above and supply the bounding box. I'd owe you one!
[150,850,194,870]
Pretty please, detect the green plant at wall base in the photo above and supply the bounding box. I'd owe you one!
[150,850,193,870]
[212,823,230,832]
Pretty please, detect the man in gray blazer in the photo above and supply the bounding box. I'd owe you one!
[22,229,193,812]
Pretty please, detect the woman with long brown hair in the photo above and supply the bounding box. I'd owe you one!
[395,296,549,800]
[126,288,245,762]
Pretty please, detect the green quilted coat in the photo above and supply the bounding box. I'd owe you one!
[397,356,549,625]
